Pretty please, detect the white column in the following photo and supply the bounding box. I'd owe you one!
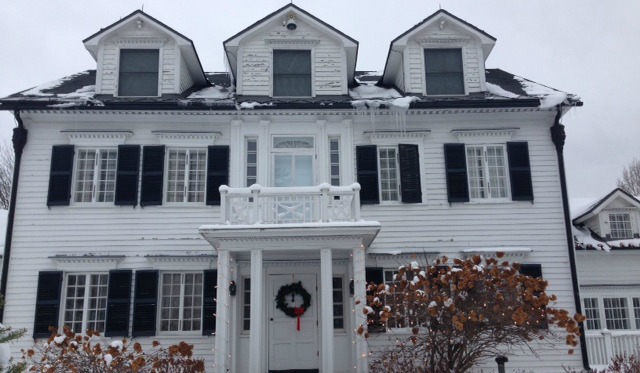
[249,250,264,373]
[320,248,334,372]
[353,247,369,373]
[214,250,231,373]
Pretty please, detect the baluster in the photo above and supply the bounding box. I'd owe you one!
[320,183,330,222]
[219,185,229,224]
[251,184,261,224]
[352,183,361,221]
[602,329,613,363]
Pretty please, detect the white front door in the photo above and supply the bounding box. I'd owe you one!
[268,274,319,371]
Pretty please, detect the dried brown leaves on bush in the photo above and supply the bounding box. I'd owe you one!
[20,326,205,373]
[358,254,585,373]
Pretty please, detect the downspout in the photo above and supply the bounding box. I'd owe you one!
[0,110,28,322]
[550,106,589,370]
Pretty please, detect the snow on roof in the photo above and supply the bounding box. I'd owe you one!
[485,82,520,99]
[349,85,401,100]
[573,226,610,251]
[515,75,580,109]
[186,86,232,100]
[570,197,601,220]
[19,71,92,97]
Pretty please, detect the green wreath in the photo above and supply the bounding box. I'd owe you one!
[275,281,311,318]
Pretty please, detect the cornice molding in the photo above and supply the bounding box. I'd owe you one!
[417,35,471,45]
[153,131,220,146]
[365,130,430,141]
[145,254,215,263]
[63,130,133,146]
[265,39,320,46]
[451,128,518,143]
[50,254,125,264]
[113,37,168,46]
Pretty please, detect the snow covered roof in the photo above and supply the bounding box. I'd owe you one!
[0,69,581,112]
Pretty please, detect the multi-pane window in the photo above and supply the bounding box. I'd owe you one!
[166,149,207,202]
[74,149,117,203]
[604,297,629,330]
[160,273,203,332]
[118,49,159,96]
[63,274,108,333]
[383,270,424,328]
[424,48,464,95]
[379,148,400,202]
[243,278,251,331]
[583,298,601,330]
[273,50,311,97]
[246,139,257,187]
[333,277,344,329]
[634,298,640,329]
[329,138,341,186]
[466,145,509,200]
[609,213,632,239]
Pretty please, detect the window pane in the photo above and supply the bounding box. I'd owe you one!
[379,148,399,201]
[583,297,601,330]
[64,274,86,333]
[634,298,640,329]
[74,150,96,203]
[486,146,507,198]
[604,298,629,330]
[609,213,632,239]
[330,138,340,186]
[243,278,251,331]
[273,50,311,97]
[332,277,344,330]
[166,150,187,202]
[424,49,464,95]
[246,139,258,187]
[160,273,182,331]
[96,150,117,203]
[119,49,159,96]
[187,150,206,202]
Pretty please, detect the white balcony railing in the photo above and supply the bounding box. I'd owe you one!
[585,330,640,367]
[219,183,361,225]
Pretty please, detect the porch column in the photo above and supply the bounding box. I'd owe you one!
[320,248,334,371]
[353,247,369,373]
[214,250,231,373]
[249,250,264,373]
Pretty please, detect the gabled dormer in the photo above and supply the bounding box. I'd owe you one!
[83,10,207,97]
[382,9,496,96]
[223,4,358,98]
[573,189,640,241]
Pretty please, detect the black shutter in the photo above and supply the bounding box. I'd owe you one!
[202,270,217,336]
[115,145,140,206]
[365,267,384,287]
[507,142,534,201]
[33,271,63,338]
[140,146,164,207]
[132,270,158,337]
[364,267,385,333]
[47,145,75,207]
[356,146,379,205]
[105,270,132,337]
[520,264,548,329]
[444,143,469,202]
[399,144,422,203]
[206,146,229,206]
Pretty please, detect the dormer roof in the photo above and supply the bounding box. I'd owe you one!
[572,188,640,225]
[223,4,359,85]
[83,10,207,86]
[382,9,496,86]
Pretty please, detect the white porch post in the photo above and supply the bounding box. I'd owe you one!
[214,250,231,373]
[320,248,334,371]
[249,250,264,373]
[353,247,369,373]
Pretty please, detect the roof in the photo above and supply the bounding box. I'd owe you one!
[0,69,582,112]
[572,188,640,224]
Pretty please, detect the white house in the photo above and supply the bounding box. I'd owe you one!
[572,188,640,368]
[0,5,588,372]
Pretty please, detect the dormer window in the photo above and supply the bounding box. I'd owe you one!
[273,50,311,97]
[119,49,160,96]
[424,48,464,95]
[609,213,633,239]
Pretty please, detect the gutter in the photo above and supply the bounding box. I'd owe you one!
[0,110,28,322]
[550,106,589,370]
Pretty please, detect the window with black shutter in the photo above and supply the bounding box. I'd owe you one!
[47,145,75,207]
[507,142,534,201]
[398,144,422,203]
[33,271,63,338]
[443,143,469,202]
[520,264,547,329]
[105,270,132,337]
[356,146,379,205]
[202,270,217,336]
[140,146,165,207]
[365,267,385,333]
[115,145,140,206]
[132,270,158,337]
[206,146,229,206]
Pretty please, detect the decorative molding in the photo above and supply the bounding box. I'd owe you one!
[153,130,220,147]
[237,259,349,267]
[582,284,640,290]
[113,37,168,46]
[451,128,518,143]
[50,254,125,264]
[461,247,532,260]
[365,130,430,141]
[417,35,471,45]
[145,254,215,263]
[63,130,133,146]
[265,39,320,46]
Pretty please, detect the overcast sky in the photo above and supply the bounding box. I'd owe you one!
[1,0,639,198]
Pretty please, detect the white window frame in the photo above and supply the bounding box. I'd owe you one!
[329,137,341,186]
[246,138,258,187]
[465,144,510,201]
[270,47,315,98]
[164,148,207,203]
[583,297,601,330]
[271,136,316,187]
[73,148,118,204]
[378,147,400,203]
[115,46,163,98]
[609,213,633,239]
[422,47,466,96]
[583,294,640,331]
[158,272,204,334]
[61,273,109,334]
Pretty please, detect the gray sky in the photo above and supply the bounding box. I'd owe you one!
[1,0,639,198]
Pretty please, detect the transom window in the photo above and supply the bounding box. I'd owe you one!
[166,149,207,203]
[273,50,311,97]
[63,273,108,333]
[609,213,633,239]
[583,297,601,330]
[118,49,159,97]
[424,48,464,95]
[604,297,629,330]
[160,273,203,332]
[466,145,509,200]
[74,148,117,203]
[379,148,400,202]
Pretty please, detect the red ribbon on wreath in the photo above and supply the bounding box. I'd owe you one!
[294,307,305,331]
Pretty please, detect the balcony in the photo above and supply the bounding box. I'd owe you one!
[219,183,362,225]
[585,330,640,367]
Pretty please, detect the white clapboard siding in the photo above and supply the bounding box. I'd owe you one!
[577,250,640,286]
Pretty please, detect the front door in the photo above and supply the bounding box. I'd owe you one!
[268,274,319,372]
